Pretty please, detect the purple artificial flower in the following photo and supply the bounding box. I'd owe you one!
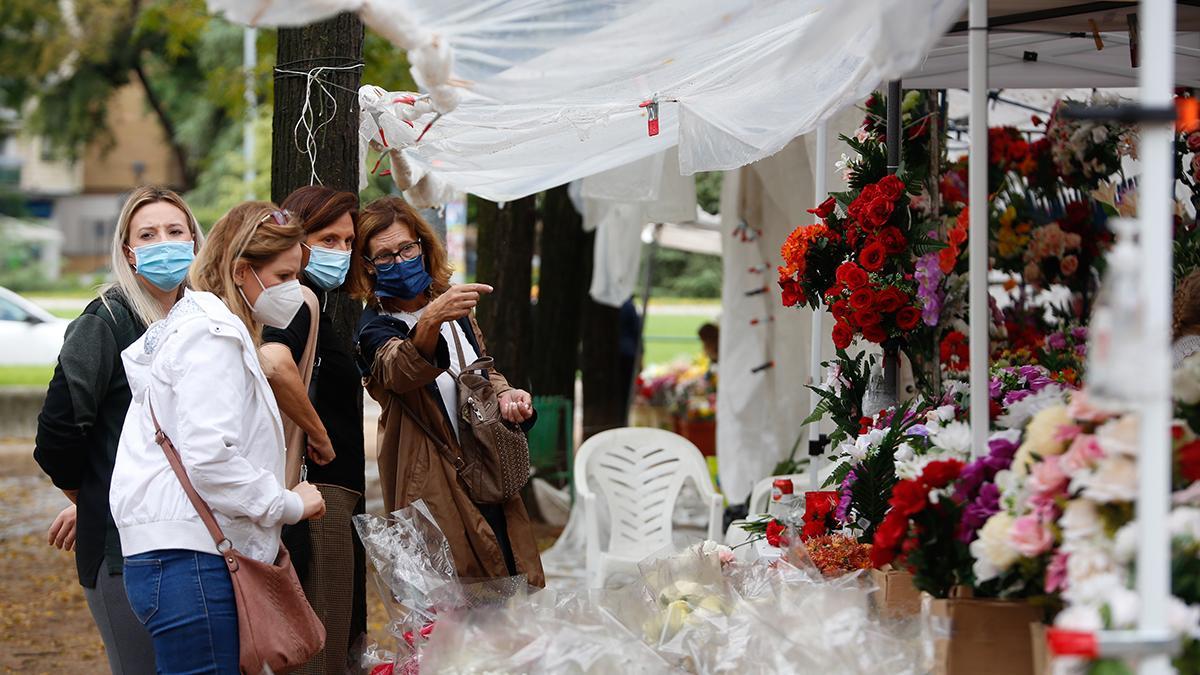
[1070,326,1088,341]
[957,482,1002,543]
[1047,332,1068,350]
[915,253,945,327]
[835,469,858,524]
[1003,389,1033,407]
[989,377,1004,400]
[906,424,931,437]
[1074,343,1087,357]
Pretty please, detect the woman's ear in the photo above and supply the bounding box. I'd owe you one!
[123,244,136,270]
[233,260,247,287]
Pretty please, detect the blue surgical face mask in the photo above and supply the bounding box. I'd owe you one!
[304,244,351,290]
[374,254,433,300]
[131,241,194,291]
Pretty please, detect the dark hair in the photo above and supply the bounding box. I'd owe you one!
[349,196,453,304]
[698,323,719,344]
[281,185,359,236]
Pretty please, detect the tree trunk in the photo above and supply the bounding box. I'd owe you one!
[271,13,364,201]
[270,12,364,446]
[530,185,588,399]
[474,195,536,390]
[580,229,628,440]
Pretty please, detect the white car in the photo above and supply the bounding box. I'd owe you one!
[0,287,68,365]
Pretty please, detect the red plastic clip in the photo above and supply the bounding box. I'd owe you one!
[1046,628,1100,659]
[639,98,660,137]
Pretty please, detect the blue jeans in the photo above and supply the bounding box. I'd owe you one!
[124,550,239,675]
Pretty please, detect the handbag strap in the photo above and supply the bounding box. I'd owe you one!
[449,318,491,376]
[148,399,233,551]
[395,395,467,472]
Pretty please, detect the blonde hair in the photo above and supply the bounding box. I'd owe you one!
[102,186,203,327]
[349,196,453,305]
[189,201,305,344]
[1175,269,1200,339]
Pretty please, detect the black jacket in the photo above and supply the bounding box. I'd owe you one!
[34,290,145,588]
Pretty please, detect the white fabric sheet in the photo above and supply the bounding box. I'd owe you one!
[209,0,965,202]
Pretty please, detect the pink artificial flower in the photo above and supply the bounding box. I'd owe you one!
[1060,254,1080,276]
[1009,514,1055,557]
[1029,455,1069,497]
[1066,391,1114,424]
[1045,550,1070,593]
[1060,434,1105,474]
[1054,424,1083,443]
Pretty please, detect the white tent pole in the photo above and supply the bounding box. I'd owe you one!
[1136,0,1174,672]
[968,0,988,459]
[809,121,829,492]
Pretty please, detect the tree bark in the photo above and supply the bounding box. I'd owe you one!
[474,195,536,390]
[529,185,588,399]
[580,229,628,440]
[270,13,364,442]
[271,13,363,201]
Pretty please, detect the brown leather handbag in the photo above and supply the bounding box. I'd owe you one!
[149,403,325,674]
[398,320,530,505]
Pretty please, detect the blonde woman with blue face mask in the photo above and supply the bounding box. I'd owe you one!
[35,186,203,675]
[109,202,325,674]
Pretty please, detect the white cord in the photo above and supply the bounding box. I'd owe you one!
[274,63,364,186]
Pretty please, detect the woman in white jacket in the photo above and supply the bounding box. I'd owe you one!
[111,202,326,674]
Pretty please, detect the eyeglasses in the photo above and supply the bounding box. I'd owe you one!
[367,240,422,269]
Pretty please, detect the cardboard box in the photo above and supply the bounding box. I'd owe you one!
[870,568,923,616]
[1030,622,1052,675]
[930,598,1043,675]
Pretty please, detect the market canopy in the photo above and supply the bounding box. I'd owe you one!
[208,0,965,202]
[905,2,1200,88]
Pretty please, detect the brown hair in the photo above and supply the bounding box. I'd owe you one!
[349,196,453,304]
[281,185,359,236]
[1175,269,1200,339]
[189,201,305,343]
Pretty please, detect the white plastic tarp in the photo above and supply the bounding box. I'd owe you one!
[715,105,859,503]
[209,0,965,202]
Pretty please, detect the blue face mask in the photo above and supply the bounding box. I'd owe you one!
[304,244,351,290]
[131,241,194,292]
[374,254,433,300]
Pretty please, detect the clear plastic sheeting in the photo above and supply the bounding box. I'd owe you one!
[412,539,931,674]
[209,0,966,201]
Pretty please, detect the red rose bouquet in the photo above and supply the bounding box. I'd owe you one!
[870,458,975,597]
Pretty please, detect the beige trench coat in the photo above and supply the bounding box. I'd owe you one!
[363,315,545,587]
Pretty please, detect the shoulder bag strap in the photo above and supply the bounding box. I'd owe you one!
[395,395,467,472]
[449,318,489,376]
[147,399,233,551]
[283,288,321,487]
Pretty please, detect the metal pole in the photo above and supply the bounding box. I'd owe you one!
[1136,0,1174,672]
[243,27,258,200]
[809,122,829,492]
[968,0,989,459]
[887,80,902,172]
[627,225,660,423]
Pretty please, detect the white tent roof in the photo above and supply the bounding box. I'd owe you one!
[645,208,722,257]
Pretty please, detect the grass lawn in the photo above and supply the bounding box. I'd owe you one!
[643,312,719,366]
[50,309,80,320]
[23,288,98,300]
[0,365,54,387]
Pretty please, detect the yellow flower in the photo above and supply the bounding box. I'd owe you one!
[1013,404,1071,474]
[999,205,1017,228]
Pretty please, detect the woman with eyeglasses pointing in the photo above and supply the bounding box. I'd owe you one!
[351,197,544,587]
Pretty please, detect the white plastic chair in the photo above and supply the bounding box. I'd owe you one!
[574,427,723,589]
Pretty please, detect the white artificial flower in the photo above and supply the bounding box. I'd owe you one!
[1174,354,1200,404]
[1060,500,1103,543]
[1096,415,1139,457]
[846,443,868,462]
[1091,126,1109,144]
[1175,482,1200,506]
[1054,604,1104,632]
[1106,585,1141,628]
[894,442,915,463]
[1076,455,1138,503]
[933,405,956,423]
[970,513,1019,582]
[895,455,931,482]
[1169,599,1200,639]
[930,421,972,455]
[1113,521,1139,564]
[1168,507,1200,542]
[996,386,1068,430]
[1063,546,1120,603]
